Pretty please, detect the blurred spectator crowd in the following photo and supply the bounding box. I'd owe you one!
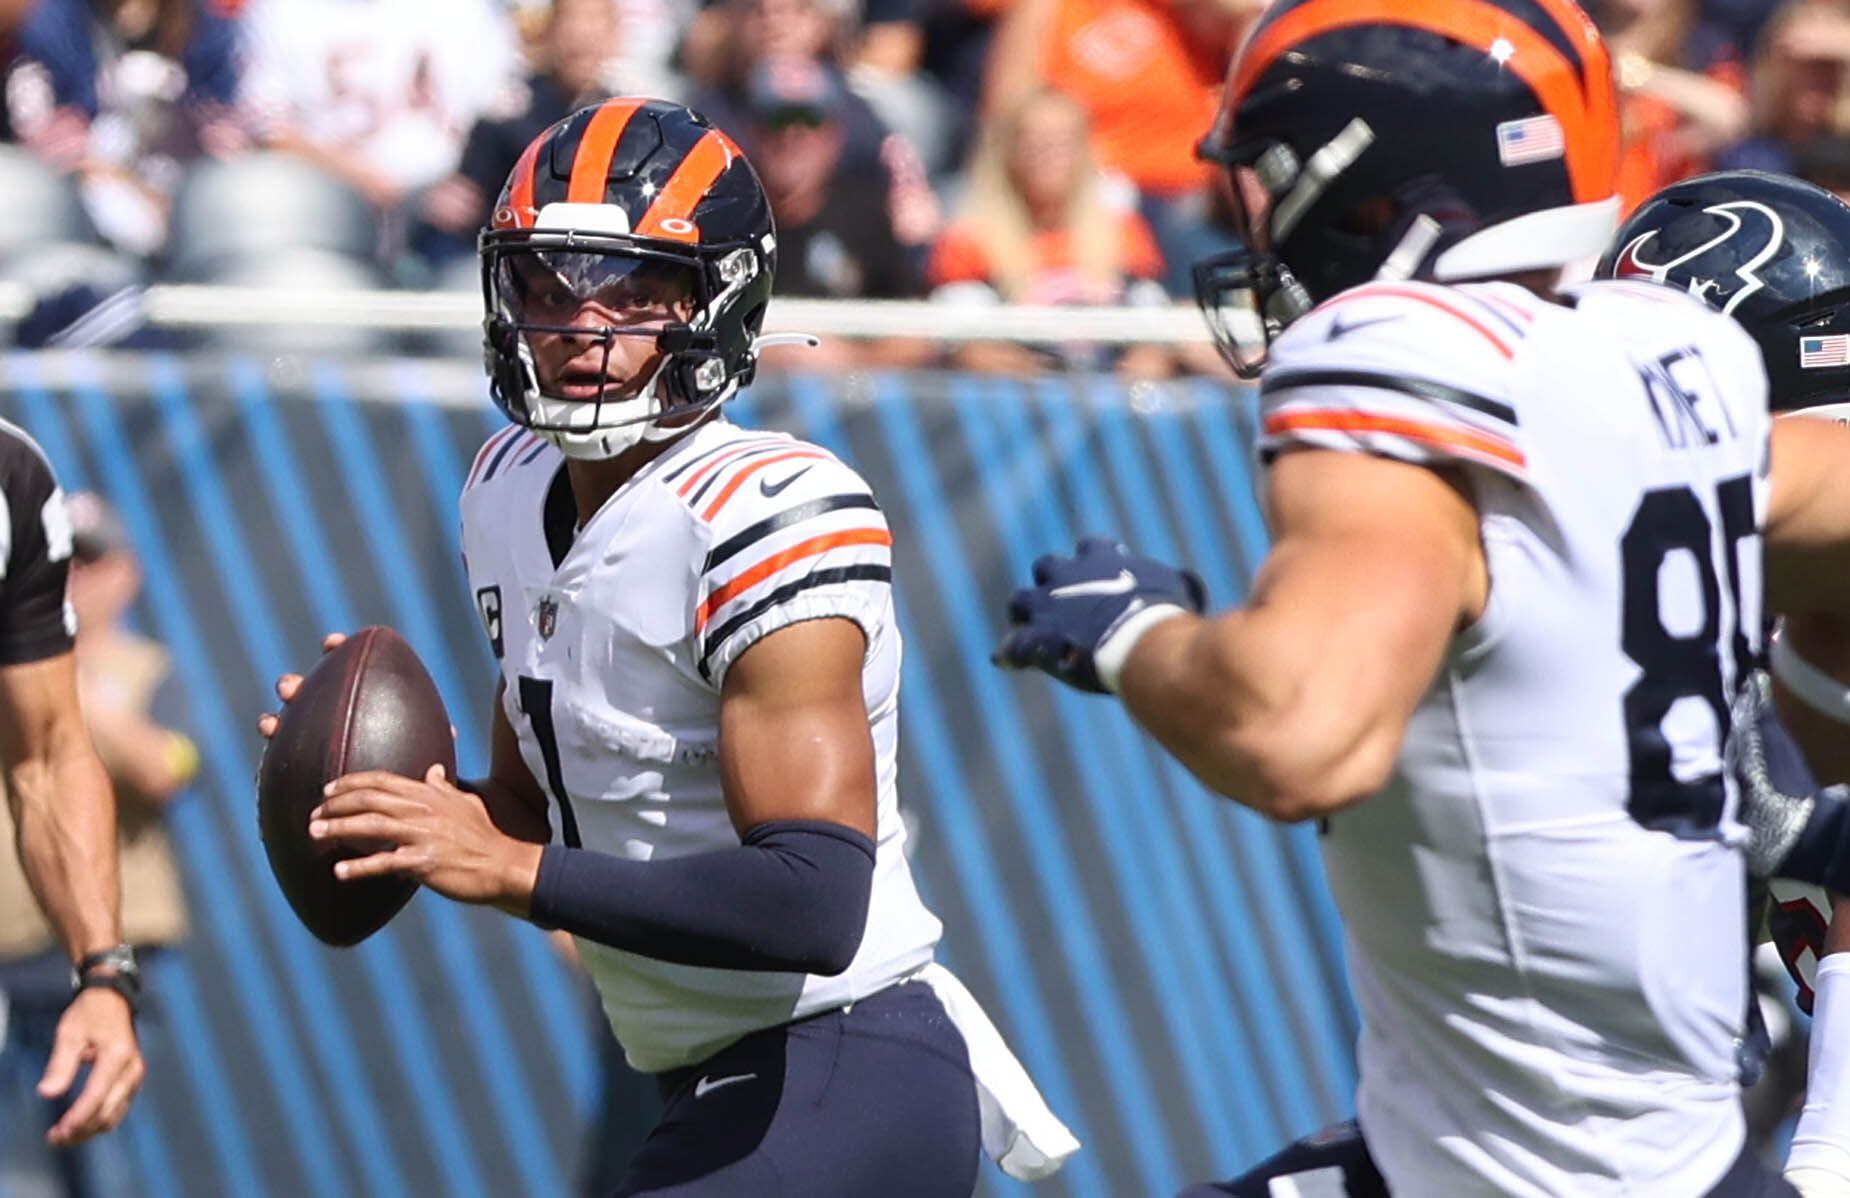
[0,0,1837,376]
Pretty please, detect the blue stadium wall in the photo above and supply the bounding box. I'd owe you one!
[0,352,1359,1198]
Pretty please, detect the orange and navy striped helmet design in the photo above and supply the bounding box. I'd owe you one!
[492,98,754,245]
[1221,0,1616,205]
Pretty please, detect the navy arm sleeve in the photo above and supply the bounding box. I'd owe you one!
[527,819,875,975]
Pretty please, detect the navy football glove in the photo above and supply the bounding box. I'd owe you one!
[994,536,1206,694]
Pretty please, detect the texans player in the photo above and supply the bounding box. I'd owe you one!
[997,1,1850,1194]
[257,98,1074,1195]
[1597,170,1850,1198]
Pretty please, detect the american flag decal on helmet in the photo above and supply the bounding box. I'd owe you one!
[1496,115,1565,166]
[1801,334,1850,368]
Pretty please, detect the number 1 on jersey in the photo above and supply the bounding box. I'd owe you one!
[517,675,583,848]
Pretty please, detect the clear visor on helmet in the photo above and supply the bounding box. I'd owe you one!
[492,248,703,332]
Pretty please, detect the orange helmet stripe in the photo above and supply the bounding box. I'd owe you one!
[1525,0,1616,181]
[635,130,742,241]
[1231,0,1615,203]
[567,98,647,204]
[503,134,545,228]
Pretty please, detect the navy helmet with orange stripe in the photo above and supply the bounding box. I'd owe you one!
[1194,0,1620,377]
[480,97,782,460]
[1597,170,1850,414]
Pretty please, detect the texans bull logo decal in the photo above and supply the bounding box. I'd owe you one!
[1610,199,1785,316]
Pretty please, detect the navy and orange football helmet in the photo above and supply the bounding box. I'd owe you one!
[1195,0,1621,376]
[480,98,785,459]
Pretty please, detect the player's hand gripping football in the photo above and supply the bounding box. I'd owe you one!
[307,765,542,914]
[256,634,540,914]
[255,630,348,740]
[994,536,1206,694]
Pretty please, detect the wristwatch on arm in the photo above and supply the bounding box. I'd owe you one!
[70,945,141,1015]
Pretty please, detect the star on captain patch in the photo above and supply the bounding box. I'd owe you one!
[536,595,560,640]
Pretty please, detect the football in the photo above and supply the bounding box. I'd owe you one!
[257,626,454,947]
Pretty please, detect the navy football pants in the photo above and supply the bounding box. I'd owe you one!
[617,979,981,1196]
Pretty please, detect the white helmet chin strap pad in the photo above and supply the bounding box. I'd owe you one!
[530,351,677,460]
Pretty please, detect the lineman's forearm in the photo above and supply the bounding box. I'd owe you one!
[1117,609,1276,799]
[11,746,121,961]
[1117,601,1412,823]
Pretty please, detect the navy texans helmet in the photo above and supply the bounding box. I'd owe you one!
[480,98,778,460]
[1195,0,1621,377]
[1597,170,1850,414]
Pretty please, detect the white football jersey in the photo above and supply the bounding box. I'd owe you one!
[1260,278,1771,1195]
[459,418,943,1072]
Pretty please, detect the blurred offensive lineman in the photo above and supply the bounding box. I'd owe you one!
[996,2,1850,1194]
[258,98,1075,1194]
[1597,170,1850,1198]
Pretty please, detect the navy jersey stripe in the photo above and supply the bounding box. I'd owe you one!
[661,434,785,484]
[480,432,531,484]
[702,494,880,574]
[1261,368,1519,427]
[698,564,892,679]
[1454,290,1530,339]
[685,442,798,508]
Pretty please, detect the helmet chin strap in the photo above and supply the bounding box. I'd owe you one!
[1375,215,1444,282]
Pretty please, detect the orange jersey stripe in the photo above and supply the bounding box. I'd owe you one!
[674,439,788,499]
[697,528,893,630]
[1234,0,1613,203]
[568,99,646,204]
[1264,408,1527,470]
[502,136,545,229]
[636,130,741,241]
[701,451,830,522]
[1323,284,1516,359]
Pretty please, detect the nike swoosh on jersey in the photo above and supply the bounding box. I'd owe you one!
[759,465,814,497]
[1048,569,1136,599]
[694,1072,758,1099]
[1325,312,1402,341]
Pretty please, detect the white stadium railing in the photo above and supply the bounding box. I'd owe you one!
[0,282,1222,345]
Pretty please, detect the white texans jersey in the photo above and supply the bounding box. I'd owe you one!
[1260,278,1771,1196]
[459,418,943,1072]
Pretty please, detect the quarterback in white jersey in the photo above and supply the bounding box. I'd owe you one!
[1000,1,1850,1195]
[262,97,1074,1195]
[457,418,942,1069]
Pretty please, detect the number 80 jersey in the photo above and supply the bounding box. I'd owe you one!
[459,418,943,1073]
[1259,279,1770,1196]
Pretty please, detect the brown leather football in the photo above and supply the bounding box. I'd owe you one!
[257,626,454,947]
